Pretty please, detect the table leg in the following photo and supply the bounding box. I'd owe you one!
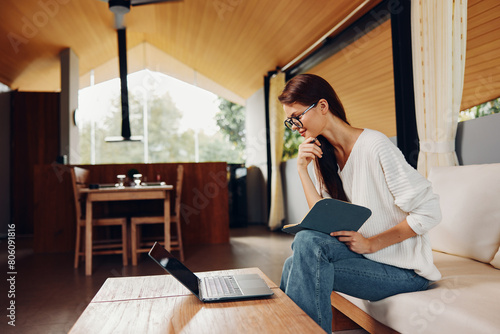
[164,191,171,251]
[85,198,93,276]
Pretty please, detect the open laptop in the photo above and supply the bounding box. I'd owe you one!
[148,242,274,302]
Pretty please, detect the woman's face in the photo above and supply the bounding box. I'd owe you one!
[283,102,324,138]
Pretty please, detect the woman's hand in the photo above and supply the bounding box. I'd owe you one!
[297,137,322,170]
[333,220,417,254]
[331,231,374,254]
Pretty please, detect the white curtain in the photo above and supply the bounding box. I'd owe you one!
[411,0,467,177]
[268,71,286,230]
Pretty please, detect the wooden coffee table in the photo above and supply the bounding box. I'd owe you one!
[69,267,323,333]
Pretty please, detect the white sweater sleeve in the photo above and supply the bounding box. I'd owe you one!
[377,136,442,235]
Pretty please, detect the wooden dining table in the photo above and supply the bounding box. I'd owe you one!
[80,184,173,276]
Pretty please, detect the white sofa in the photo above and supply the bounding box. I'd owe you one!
[331,163,500,334]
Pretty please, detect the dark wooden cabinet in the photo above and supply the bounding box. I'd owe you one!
[10,91,60,235]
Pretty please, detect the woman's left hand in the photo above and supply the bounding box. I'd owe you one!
[331,231,373,254]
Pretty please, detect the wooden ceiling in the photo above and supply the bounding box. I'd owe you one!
[1,0,498,123]
[0,0,382,100]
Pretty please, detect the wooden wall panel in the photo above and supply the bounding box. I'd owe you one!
[33,162,229,253]
[309,20,396,137]
[11,91,60,235]
[461,0,500,110]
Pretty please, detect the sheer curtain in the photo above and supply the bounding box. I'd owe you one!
[268,71,286,230]
[411,0,467,177]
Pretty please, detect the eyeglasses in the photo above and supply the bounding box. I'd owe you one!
[284,102,317,130]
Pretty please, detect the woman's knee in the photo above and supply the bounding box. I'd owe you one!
[292,230,318,250]
[292,230,355,262]
[292,230,334,254]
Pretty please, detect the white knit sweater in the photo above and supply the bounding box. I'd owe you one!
[317,129,442,281]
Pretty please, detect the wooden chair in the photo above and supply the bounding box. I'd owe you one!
[72,166,128,269]
[131,165,184,264]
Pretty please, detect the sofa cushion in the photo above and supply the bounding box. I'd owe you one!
[337,252,500,334]
[427,163,500,263]
[490,248,500,269]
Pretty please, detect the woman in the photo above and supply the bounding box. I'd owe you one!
[279,74,441,333]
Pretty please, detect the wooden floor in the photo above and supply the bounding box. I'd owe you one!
[1,225,366,334]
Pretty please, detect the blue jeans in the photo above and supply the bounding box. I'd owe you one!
[280,230,430,333]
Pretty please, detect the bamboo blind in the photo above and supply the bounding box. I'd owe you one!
[309,20,396,137]
[461,0,500,110]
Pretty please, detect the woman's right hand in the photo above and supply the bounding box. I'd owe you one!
[297,137,323,170]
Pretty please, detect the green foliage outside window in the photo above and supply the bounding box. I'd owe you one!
[214,98,246,163]
[459,97,500,122]
[282,127,302,161]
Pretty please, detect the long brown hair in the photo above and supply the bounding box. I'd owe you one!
[278,74,349,201]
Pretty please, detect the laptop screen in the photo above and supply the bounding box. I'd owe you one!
[149,242,200,296]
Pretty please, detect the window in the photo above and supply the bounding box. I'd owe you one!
[0,82,10,92]
[77,70,245,164]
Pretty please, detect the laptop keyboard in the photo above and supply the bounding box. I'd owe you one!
[204,276,243,297]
